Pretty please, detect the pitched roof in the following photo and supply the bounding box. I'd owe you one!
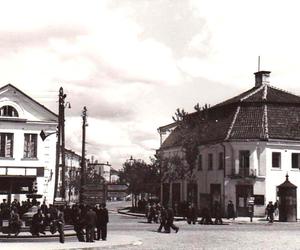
[160,83,300,149]
[0,84,58,118]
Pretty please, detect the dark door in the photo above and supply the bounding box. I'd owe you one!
[236,185,253,216]
[187,183,198,206]
[172,183,181,208]
[162,183,170,207]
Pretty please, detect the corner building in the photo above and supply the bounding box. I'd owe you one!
[0,84,57,204]
[158,71,300,217]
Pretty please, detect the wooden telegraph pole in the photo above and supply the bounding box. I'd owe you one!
[53,87,67,202]
[80,106,87,203]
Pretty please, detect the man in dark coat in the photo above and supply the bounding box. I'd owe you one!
[186,203,198,225]
[165,205,179,233]
[31,209,45,236]
[157,205,167,232]
[73,207,85,242]
[266,201,275,223]
[85,206,97,242]
[227,200,235,220]
[95,203,109,240]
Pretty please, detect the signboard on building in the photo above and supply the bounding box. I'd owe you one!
[82,183,106,205]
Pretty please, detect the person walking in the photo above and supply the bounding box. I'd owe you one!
[165,205,179,233]
[266,201,275,223]
[85,206,97,242]
[157,205,167,232]
[9,209,22,236]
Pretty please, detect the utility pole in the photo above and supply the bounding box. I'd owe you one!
[53,87,67,202]
[80,106,87,203]
[60,87,67,200]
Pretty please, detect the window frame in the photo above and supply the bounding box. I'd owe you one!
[272,152,281,169]
[0,133,14,158]
[23,133,38,159]
[0,105,19,117]
[239,150,250,176]
[291,153,300,169]
[218,152,224,170]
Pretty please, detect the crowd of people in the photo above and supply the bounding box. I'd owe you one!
[0,198,109,243]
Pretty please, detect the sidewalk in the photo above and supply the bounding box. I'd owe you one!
[0,233,142,250]
[117,208,277,225]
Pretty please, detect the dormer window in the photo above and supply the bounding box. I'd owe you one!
[0,105,18,117]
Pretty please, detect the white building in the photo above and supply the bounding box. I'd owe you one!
[158,71,300,218]
[0,84,57,204]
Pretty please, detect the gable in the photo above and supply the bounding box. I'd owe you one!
[0,84,58,122]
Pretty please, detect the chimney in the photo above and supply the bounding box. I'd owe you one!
[254,71,271,87]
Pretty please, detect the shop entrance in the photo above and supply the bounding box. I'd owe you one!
[236,185,253,216]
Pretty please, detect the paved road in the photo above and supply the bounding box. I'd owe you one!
[105,201,300,250]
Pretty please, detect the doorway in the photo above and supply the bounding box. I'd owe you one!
[236,185,253,216]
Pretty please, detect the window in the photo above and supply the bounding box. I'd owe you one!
[0,133,13,157]
[198,154,202,171]
[272,152,281,168]
[24,134,37,158]
[0,105,18,117]
[219,152,224,169]
[208,153,213,170]
[239,150,250,176]
[291,153,300,169]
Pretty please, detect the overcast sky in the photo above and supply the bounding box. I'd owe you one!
[2,0,300,169]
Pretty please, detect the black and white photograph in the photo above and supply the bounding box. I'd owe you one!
[1,0,300,249]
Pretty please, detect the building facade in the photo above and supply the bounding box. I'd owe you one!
[158,71,300,217]
[0,84,57,204]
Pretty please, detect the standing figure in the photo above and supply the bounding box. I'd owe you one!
[227,200,235,220]
[213,201,223,225]
[96,203,109,240]
[9,209,22,236]
[85,206,97,242]
[73,207,85,242]
[186,203,198,225]
[57,211,65,243]
[165,205,179,233]
[266,201,274,223]
[31,209,45,236]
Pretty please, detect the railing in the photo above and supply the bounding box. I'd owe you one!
[229,168,256,178]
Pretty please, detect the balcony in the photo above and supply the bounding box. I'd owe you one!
[228,168,257,179]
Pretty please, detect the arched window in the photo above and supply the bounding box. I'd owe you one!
[0,105,19,117]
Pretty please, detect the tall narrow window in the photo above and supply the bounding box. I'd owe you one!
[208,153,213,170]
[272,152,281,168]
[219,152,224,169]
[292,153,300,169]
[24,134,37,158]
[239,150,250,176]
[0,133,13,157]
[198,154,202,171]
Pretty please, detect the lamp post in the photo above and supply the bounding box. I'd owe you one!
[128,155,134,208]
[80,106,88,203]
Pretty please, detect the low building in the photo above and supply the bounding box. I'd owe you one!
[0,84,57,204]
[158,71,300,218]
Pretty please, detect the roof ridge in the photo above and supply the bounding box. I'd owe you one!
[240,84,264,102]
[263,104,269,139]
[225,105,240,140]
[267,84,300,97]
[263,84,268,100]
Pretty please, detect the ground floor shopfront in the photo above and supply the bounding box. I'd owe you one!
[0,166,54,204]
[161,173,299,218]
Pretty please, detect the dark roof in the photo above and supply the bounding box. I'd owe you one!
[160,83,300,149]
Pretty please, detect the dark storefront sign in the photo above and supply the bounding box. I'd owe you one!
[82,183,106,206]
[0,176,36,194]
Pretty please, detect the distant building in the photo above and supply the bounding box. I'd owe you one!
[57,148,81,204]
[89,161,112,182]
[158,71,300,217]
[0,84,57,204]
